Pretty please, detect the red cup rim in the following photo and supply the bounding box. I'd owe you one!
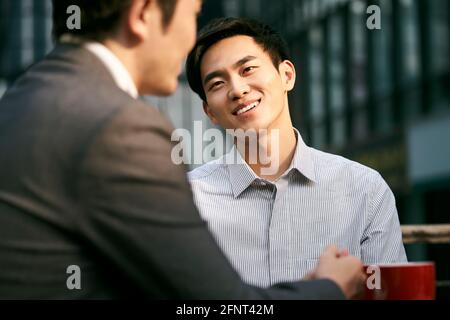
[363,261,435,268]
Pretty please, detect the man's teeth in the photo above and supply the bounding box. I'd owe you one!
[236,101,259,115]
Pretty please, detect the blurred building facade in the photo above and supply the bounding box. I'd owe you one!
[1,0,449,296]
[0,0,53,92]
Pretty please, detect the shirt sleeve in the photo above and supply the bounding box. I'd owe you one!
[360,172,408,264]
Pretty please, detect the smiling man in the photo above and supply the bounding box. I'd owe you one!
[186,17,407,288]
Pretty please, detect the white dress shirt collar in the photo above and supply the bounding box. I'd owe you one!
[226,128,317,198]
[84,42,139,99]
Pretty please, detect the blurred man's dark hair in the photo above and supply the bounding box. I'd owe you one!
[52,0,179,42]
[186,17,291,102]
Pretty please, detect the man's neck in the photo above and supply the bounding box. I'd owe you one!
[102,38,142,94]
[237,122,297,182]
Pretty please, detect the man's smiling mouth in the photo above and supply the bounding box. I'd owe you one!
[233,99,261,116]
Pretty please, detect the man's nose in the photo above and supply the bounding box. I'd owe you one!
[228,77,250,100]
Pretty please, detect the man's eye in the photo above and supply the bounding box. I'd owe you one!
[243,66,257,74]
[209,81,223,91]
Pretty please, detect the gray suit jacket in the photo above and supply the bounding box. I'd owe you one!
[0,44,344,299]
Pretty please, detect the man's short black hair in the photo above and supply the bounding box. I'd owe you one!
[186,17,291,102]
[52,0,179,42]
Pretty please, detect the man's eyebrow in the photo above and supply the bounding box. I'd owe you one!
[233,55,257,68]
[203,71,225,86]
[203,56,258,86]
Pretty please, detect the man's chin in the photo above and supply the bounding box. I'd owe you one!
[231,123,266,133]
[146,79,178,97]
[163,80,179,96]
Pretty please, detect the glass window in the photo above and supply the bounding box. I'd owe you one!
[223,0,240,17]
[402,88,421,124]
[302,0,313,24]
[430,0,449,74]
[398,0,422,122]
[33,0,51,60]
[44,0,53,53]
[3,1,23,78]
[311,0,320,18]
[292,0,303,31]
[350,0,368,106]
[332,115,346,148]
[373,0,393,97]
[312,123,327,149]
[308,25,325,121]
[327,13,346,148]
[328,14,345,114]
[245,0,261,17]
[432,80,450,113]
[399,0,420,83]
[429,0,450,113]
[353,108,368,141]
[376,100,394,133]
[21,0,34,67]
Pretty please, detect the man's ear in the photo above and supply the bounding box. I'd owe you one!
[279,60,296,92]
[126,0,157,41]
[203,101,219,125]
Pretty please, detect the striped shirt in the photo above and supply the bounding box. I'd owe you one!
[188,130,407,288]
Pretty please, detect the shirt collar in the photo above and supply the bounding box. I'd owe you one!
[289,128,317,183]
[84,42,139,99]
[226,128,317,198]
[226,147,259,198]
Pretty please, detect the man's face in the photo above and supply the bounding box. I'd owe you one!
[200,35,296,131]
[142,0,202,95]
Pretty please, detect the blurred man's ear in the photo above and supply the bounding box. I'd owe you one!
[279,60,296,92]
[202,101,219,125]
[126,0,157,41]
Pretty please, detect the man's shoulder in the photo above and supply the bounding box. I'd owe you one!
[12,44,170,129]
[187,157,227,182]
[0,45,172,163]
[310,147,382,182]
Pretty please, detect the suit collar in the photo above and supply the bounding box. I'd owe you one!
[47,43,122,92]
[84,42,139,99]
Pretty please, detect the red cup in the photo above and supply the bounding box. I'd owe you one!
[362,262,436,300]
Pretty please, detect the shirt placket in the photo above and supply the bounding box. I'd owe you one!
[268,175,292,285]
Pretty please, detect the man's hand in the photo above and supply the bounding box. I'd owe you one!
[304,245,366,299]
